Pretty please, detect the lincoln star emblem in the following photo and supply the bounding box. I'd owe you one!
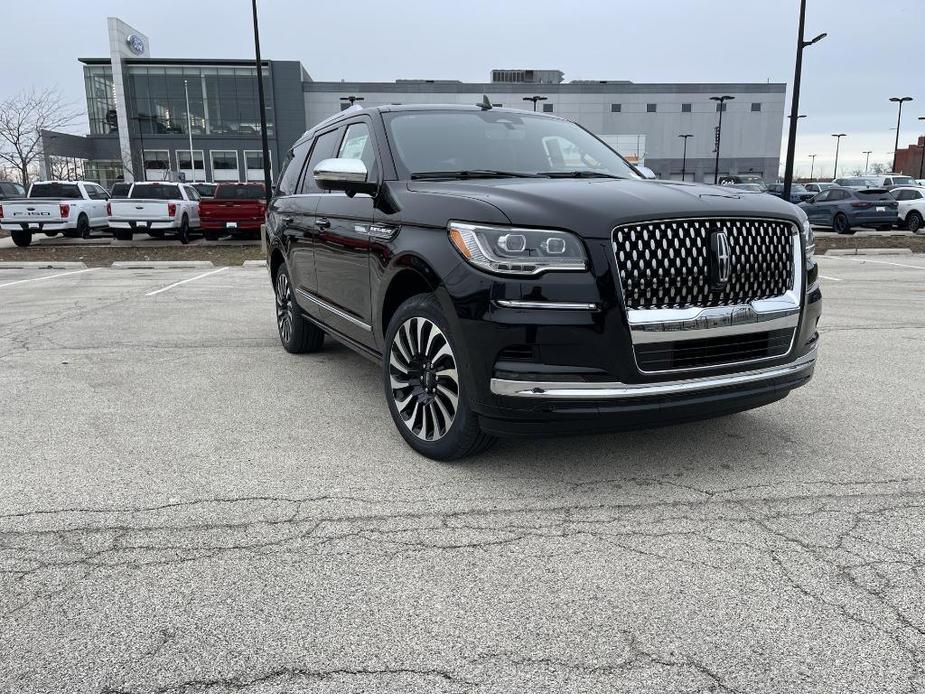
[710,230,731,290]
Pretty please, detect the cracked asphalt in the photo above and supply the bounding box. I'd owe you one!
[0,255,923,693]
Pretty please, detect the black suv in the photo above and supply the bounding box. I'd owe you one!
[266,105,821,460]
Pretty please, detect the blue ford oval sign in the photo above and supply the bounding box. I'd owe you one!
[126,34,145,55]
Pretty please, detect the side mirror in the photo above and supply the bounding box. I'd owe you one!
[313,158,377,196]
[636,165,658,180]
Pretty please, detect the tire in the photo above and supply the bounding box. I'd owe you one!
[833,213,854,235]
[204,231,219,241]
[383,293,496,461]
[113,229,134,241]
[177,215,190,245]
[11,229,32,247]
[43,231,58,237]
[147,230,165,239]
[76,214,91,239]
[907,211,923,234]
[273,262,324,354]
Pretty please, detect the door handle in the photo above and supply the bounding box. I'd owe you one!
[316,217,331,230]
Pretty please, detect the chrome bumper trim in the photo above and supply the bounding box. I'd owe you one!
[495,300,599,311]
[630,310,799,343]
[490,346,817,399]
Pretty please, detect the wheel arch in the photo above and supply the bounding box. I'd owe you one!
[378,255,443,341]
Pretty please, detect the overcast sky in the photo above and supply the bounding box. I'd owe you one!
[2,0,922,178]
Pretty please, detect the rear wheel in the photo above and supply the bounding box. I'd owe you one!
[907,211,923,233]
[76,214,90,239]
[274,263,324,354]
[11,230,32,247]
[384,293,495,461]
[43,231,58,237]
[204,231,220,241]
[177,215,190,245]
[833,213,854,235]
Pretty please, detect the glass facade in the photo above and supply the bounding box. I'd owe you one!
[83,63,273,137]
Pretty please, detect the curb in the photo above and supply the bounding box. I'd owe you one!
[824,248,913,256]
[242,260,266,267]
[0,261,88,269]
[110,261,215,269]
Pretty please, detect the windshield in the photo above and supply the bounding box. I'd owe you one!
[130,184,181,200]
[214,184,265,200]
[384,110,639,180]
[110,183,131,198]
[29,183,82,199]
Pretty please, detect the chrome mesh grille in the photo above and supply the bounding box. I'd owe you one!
[612,218,795,310]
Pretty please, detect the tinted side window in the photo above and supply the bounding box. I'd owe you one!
[814,191,830,202]
[276,140,311,196]
[300,129,341,194]
[831,190,849,201]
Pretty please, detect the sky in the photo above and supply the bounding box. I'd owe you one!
[1,0,922,178]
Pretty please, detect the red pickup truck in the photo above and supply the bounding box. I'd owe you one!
[199,183,266,240]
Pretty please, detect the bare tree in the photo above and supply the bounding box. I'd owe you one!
[869,162,889,175]
[0,87,81,188]
[849,167,863,176]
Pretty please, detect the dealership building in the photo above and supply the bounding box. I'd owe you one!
[44,18,787,188]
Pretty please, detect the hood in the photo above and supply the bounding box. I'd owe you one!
[405,178,800,239]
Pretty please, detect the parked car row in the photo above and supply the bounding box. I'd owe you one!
[0,181,267,247]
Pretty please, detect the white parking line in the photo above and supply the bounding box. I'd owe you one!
[0,268,98,289]
[820,256,925,271]
[145,266,230,296]
[819,275,843,281]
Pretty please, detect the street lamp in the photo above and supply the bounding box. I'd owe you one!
[916,117,925,179]
[808,154,816,180]
[862,150,872,174]
[522,96,547,112]
[340,95,365,106]
[831,133,846,179]
[710,95,734,184]
[678,134,693,182]
[782,0,827,198]
[252,0,273,206]
[889,96,913,172]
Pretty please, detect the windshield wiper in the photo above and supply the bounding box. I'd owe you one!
[410,170,542,180]
[540,171,627,179]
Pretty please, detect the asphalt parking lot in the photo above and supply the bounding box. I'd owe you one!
[1,256,924,693]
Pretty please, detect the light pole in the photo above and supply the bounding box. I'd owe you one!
[678,134,693,181]
[889,96,913,172]
[340,95,365,107]
[862,150,872,174]
[252,0,273,206]
[710,95,734,184]
[808,154,816,180]
[918,117,925,179]
[783,0,827,199]
[831,133,846,179]
[184,79,195,182]
[522,96,547,112]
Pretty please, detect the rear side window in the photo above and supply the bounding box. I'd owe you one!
[215,184,265,200]
[29,183,82,199]
[130,184,181,200]
[829,190,849,201]
[300,129,342,194]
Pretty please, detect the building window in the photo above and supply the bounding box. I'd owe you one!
[681,103,692,113]
[210,150,240,181]
[244,150,273,181]
[751,102,762,112]
[611,103,621,113]
[176,150,205,172]
[542,103,554,112]
[646,104,657,113]
[143,150,170,174]
[83,65,118,135]
[716,102,728,112]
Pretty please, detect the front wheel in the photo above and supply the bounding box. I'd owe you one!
[833,213,854,235]
[907,211,923,233]
[384,293,495,461]
[11,230,32,247]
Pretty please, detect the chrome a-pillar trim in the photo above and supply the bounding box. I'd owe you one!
[295,288,372,332]
[490,345,817,399]
[626,234,803,344]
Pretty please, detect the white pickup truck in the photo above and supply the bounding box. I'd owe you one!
[108,182,201,244]
[0,181,111,247]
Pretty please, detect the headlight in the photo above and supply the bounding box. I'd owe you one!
[448,221,587,275]
[801,218,815,260]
